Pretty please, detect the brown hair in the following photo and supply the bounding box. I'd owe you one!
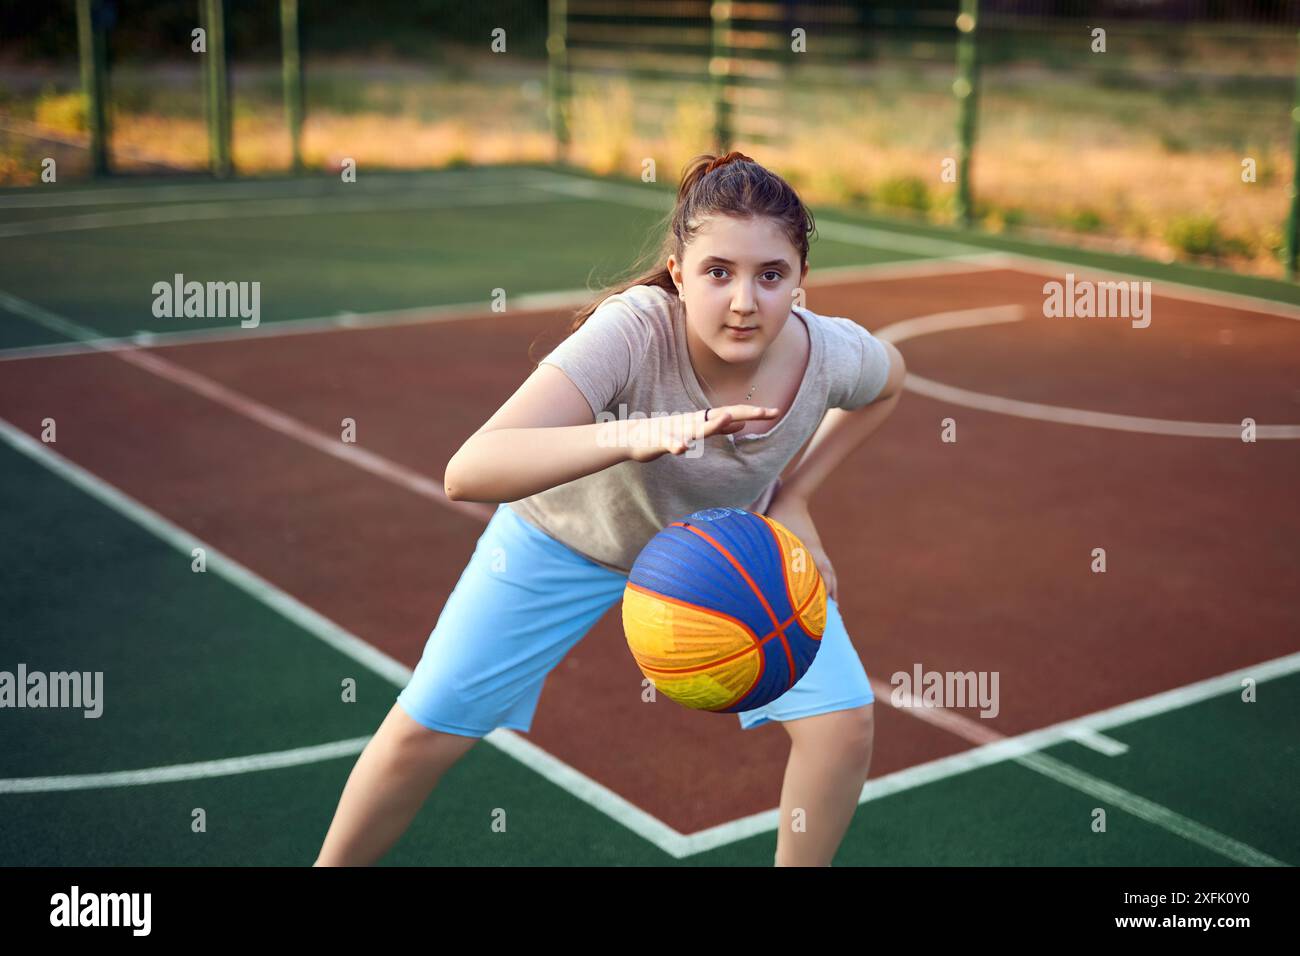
[527,151,816,365]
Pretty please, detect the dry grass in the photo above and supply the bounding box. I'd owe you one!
[1,59,1291,277]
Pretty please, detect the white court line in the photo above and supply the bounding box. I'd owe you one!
[0,290,493,524]
[532,174,993,258]
[982,251,1300,322]
[0,417,686,852]
[120,349,496,523]
[905,373,1300,438]
[9,164,1296,318]
[0,167,535,210]
[876,304,1300,439]
[496,171,1300,322]
[813,218,993,259]
[878,681,1286,867]
[0,419,413,689]
[536,171,1300,321]
[684,654,1300,860]
[0,737,371,794]
[0,289,699,852]
[1019,749,1285,866]
[0,181,576,240]
[1062,728,1130,756]
[0,254,1005,363]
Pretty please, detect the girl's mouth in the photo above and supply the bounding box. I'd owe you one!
[725,324,758,337]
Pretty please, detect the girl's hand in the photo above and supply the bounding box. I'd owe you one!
[764,490,837,603]
[625,405,780,463]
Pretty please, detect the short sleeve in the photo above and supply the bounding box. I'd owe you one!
[836,320,892,410]
[539,295,651,418]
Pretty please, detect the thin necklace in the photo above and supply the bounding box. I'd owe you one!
[693,340,766,405]
[696,343,764,403]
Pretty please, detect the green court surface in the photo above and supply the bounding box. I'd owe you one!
[3,165,1297,354]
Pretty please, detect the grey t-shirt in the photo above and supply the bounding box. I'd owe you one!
[508,283,892,573]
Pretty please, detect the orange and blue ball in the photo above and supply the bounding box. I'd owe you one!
[622,507,827,713]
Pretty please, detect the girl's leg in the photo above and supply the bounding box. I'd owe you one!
[314,701,480,866]
[773,703,874,867]
[315,503,627,866]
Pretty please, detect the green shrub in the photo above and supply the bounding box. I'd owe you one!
[1060,206,1104,232]
[1165,214,1227,257]
[874,175,929,212]
[1221,234,1255,258]
[827,169,867,205]
[1157,131,1190,154]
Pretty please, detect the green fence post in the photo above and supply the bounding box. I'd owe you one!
[954,0,981,229]
[711,0,734,153]
[202,0,233,178]
[280,0,304,174]
[1286,28,1300,280]
[75,0,110,176]
[548,0,571,166]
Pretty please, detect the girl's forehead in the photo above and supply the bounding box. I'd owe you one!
[684,220,800,262]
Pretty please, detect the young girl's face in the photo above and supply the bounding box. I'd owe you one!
[668,214,808,366]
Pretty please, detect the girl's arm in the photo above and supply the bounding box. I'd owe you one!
[778,340,907,504]
[765,341,905,600]
[444,364,778,503]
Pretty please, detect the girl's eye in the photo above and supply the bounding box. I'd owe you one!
[707,268,783,281]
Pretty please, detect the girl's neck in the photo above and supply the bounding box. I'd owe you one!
[683,316,779,397]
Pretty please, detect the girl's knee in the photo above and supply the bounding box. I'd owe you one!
[786,703,873,761]
[384,703,479,761]
[830,705,873,769]
[847,705,874,766]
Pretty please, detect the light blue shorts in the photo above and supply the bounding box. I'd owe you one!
[396,503,875,738]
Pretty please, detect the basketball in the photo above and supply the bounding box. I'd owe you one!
[622,507,827,712]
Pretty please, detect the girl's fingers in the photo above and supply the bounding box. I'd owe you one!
[676,404,781,448]
[730,404,781,420]
[700,405,778,427]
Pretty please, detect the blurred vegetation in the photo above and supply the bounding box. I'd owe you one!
[0,2,1296,275]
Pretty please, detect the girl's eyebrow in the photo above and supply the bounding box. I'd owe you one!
[701,255,791,269]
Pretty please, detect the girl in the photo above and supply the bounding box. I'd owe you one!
[315,152,906,867]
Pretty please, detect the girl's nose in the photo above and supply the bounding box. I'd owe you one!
[732,292,757,314]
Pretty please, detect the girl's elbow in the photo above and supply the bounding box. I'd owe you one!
[444,450,468,501]
[445,445,499,503]
[881,344,907,399]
